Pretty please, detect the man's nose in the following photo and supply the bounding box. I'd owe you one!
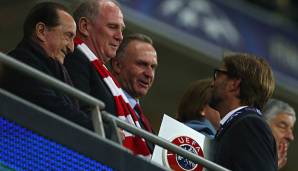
[67,40,74,53]
[285,129,294,142]
[144,67,154,79]
[114,30,123,42]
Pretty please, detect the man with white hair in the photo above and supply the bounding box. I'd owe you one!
[263,99,296,170]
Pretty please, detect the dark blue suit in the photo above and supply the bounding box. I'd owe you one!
[213,107,277,171]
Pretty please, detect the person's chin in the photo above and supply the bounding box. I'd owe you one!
[106,53,116,59]
[134,86,146,96]
[138,89,148,97]
[107,49,116,56]
[102,56,112,63]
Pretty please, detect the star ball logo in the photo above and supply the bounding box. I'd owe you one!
[163,136,204,171]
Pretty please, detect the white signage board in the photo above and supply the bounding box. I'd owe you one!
[152,114,210,171]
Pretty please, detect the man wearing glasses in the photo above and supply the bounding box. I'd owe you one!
[209,53,277,171]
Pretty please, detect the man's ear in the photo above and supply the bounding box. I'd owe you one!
[78,17,89,37]
[35,22,47,42]
[229,78,241,95]
[111,59,122,75]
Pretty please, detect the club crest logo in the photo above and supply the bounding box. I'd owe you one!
[162,136,204,171]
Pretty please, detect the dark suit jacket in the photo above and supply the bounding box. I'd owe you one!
[0,38,92,130]
[213,109,277,171]
[64,48,116,115]
[64,47,118,140]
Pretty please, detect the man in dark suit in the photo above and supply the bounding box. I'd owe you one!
[209,53,277,170]
[64,1,153,157]
[110,33,158,152]
[0,2,92,129]
[64,0,125,115]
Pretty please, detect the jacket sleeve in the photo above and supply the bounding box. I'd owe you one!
[33,86,93,130]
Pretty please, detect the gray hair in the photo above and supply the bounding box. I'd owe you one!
[73,0,120,25]
[262,99,296,123]
[115,33,153,60]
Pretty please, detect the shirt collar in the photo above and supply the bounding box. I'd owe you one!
[123,90,138,108]
[220,106,247,125]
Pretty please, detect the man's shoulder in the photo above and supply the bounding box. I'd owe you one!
[63,47,111,99]
[234,112,265,125]
[8,45,45,70]
[64,47,104,82]
[219,111,270,139]
[65,47,89,64]
[9,46,36,61]
[64,48,93,75]
[227,112,267,131]
[226,112,273,140]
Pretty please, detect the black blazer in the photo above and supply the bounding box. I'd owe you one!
[64,48,119,140]
[64,48,116,115]
[0,39,92,130]
[213,110,277,171]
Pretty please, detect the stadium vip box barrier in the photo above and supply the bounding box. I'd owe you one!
[0,89,168,171]
[0,52,228,171]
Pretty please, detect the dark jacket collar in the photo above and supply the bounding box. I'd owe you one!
[18,38,49,59]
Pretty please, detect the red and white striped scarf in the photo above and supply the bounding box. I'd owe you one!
[74,38,151,158]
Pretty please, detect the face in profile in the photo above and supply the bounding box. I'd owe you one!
[88,1,125,63]
[269,113,295,169]
[209,67,229,112]
[44,10,76,64]
[115,40,158,98]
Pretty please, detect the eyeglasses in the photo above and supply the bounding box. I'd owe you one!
[213,68,229,80]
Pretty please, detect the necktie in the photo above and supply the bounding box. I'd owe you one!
[134,103,153,133]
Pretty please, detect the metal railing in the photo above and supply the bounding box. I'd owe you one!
[0,52,229,171]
